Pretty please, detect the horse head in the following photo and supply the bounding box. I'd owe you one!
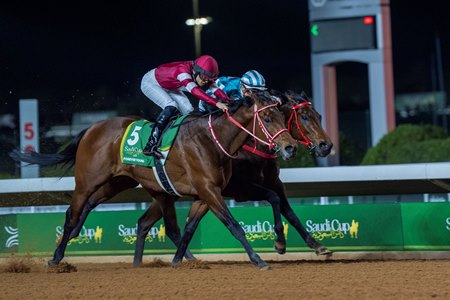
[241,90,297,160]
[273,89,333,157]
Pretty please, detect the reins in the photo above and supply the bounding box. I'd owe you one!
[209,102,288,158]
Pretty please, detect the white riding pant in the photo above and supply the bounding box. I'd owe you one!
[141,69,194,115]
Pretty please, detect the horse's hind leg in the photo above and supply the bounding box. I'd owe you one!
[49,172,124,265]
[134,203,162,267]
[49,188,93,265]
[172,200,209,266]
[69,177,138,240]
[160,197,196,260]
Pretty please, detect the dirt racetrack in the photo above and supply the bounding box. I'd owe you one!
[1,258,450,299]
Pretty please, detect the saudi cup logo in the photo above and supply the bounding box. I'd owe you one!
[4,226,19,248]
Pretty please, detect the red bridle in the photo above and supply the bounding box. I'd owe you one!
[287,101,313,149]
[209,102,288,158]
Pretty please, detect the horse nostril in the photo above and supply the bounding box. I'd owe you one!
[285,145,296,155]
[319,142,329,151]
[319,142,332,153]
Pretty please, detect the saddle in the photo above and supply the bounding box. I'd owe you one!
[120,115,188,167]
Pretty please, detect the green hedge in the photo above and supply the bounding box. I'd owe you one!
[361,124,450,165]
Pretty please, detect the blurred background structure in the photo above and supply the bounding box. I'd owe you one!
[1,0,449,177]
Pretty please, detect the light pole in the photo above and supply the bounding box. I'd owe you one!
[185,0,212,57]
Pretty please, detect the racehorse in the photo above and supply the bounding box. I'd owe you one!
[10,91,296,269]
[133,90,333,266]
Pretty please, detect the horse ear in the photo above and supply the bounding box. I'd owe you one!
[285,90,295,97]
[270,89,283,97]
[300,91,311,102]
[285,90,311,103]
[270,89,288,105]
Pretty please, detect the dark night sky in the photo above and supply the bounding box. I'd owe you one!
[1,0,450,122]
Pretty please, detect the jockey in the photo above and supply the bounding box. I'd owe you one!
[199,70,267,112]
[141,55,229,157]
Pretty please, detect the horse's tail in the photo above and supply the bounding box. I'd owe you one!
[9,128,88,170]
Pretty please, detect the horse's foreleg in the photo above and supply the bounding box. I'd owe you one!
[234,184,286,255]
[200,188,270,270]
[172,201,209,266]
[274,181,332,256]
[263,188,286,255]
[280,199,331,255]
[212,204,270,269]
[134,197,195,267]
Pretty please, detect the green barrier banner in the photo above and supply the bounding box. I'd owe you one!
[401,202,450,250]
[195,206,278,253]
[2,203,450,256]
[290,204,404,251]
[16,209,192,256]
[196,204,404,253]
[0,214,18,255]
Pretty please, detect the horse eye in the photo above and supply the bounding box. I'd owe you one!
[301,115,308,121]
[264,116,271,123]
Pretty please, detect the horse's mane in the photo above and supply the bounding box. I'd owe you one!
[179,91,280,123]
[284,90,311,103]
[229,98,246,113]
[270,89,310,106]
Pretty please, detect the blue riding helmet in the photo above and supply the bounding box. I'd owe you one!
[240,70,267,90]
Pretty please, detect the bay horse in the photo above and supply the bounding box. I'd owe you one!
[10,92,296,269]
[133,90,333,267]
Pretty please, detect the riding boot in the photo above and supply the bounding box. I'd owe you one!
[143,106,178,157]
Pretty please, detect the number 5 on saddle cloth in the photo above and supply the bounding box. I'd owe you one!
[120,116,188,196]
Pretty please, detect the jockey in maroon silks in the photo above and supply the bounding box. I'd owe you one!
[140,55,229,157]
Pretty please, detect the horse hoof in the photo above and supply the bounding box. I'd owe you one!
[274,245,286,255]
[171,259,182,268]
[47,259,59,266]
[274,242,286,255]
[184,251,197,261]
[133,261,142,268]
[315,246,332,256]
[260,265,272,271]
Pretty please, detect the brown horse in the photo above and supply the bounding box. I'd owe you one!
[10,92,296,269]
[133,90,333,267]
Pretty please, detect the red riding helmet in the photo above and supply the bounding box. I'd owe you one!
[193,55,219,80]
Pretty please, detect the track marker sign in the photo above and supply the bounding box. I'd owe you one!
[19,99,39,178]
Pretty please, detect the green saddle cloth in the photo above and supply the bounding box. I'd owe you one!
[120,116,188,167]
